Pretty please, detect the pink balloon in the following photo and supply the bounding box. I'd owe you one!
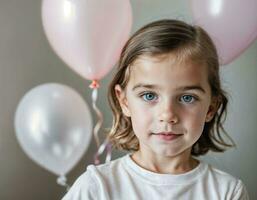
[190,0,257,65]
[42,0,132,80]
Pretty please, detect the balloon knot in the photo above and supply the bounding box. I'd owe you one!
[89,80,100,89]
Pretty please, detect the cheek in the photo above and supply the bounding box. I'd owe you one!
[183,107,208,135]
[128,102,153,135]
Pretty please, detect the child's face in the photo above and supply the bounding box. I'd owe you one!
[115,53,217,159]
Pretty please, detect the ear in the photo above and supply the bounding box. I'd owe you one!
[114,84,131,117]
[205,97,220,122]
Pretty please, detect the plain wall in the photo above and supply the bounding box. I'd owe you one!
[0,0,256,199]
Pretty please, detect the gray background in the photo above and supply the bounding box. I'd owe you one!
[0,0,256,199]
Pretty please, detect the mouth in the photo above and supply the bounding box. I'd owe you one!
[152,132,183,141]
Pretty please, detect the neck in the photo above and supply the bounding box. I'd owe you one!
[131,149,199,174]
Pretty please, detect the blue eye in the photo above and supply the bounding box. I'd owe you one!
[180,95,196,103]
[141,92,157,102]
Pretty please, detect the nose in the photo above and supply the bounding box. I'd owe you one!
[158,100,179,124]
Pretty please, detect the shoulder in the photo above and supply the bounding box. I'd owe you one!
[206,164,243,186]
[85,155,128,185]
[92,154,126,173]
[204,163,249,200]
[62,155,127,200]
[61,167,98,200]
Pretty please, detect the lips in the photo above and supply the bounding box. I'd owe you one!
[152,132,180,135]
[152,132,183,141]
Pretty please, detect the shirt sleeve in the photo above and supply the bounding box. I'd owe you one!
[61,170,98,200]
[232,180,249,200]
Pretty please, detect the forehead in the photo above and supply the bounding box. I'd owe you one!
[128,54,210,91]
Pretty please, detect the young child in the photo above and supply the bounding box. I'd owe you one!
[63,19,249,200]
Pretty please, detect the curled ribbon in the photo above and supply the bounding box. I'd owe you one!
[93,138,112,165]
[90,80,103,148]
[89,80,112,165]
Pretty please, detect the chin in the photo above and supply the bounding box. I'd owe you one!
[154,147,191,158]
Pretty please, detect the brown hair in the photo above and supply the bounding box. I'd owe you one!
[107,19,235,156]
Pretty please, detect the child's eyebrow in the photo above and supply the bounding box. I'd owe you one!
[177,86,206,94]
[132,84,160,91]
[132,83,206,93]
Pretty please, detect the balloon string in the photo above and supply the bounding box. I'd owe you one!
[94,138,112,165]
[105,140,112,163]
[91,89,102,148]
[89,80,112,165]
[57,175,70,192]
[89,80,103,148]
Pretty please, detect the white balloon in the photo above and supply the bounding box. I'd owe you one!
[14,83,92,176]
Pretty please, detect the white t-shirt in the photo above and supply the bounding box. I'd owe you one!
[62,154,249,200]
